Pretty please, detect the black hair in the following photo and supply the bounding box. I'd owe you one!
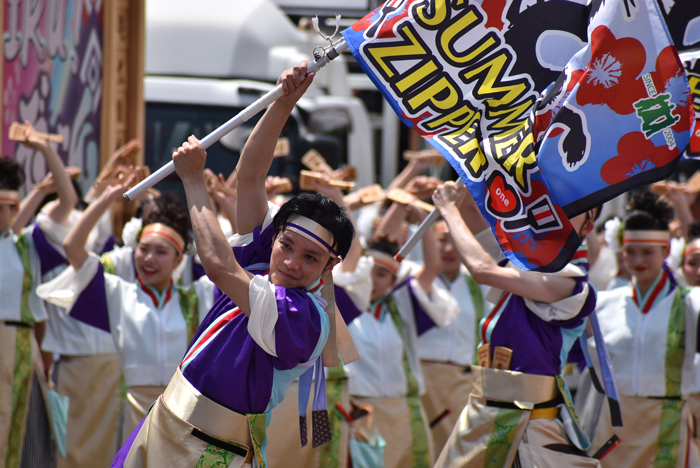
[366,235,400,257]
[623,189,673,231]
[273,193,355,260]
[0,157,25,191]
[135,196,158,220]
[140,193,192,253]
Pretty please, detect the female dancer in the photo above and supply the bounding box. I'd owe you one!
[38,179,215,445]
[338,193,460,468]
[0,132,77,468]
[588,190,700,468]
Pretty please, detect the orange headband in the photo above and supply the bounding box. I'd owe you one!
[622,230,669,246]
[0,189,19,205]
[435,220,449,234]
[366,249,399,276]
[140,223,185,255]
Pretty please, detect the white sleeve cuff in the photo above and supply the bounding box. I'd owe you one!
[409,277,459,328]
[38,207,112,255]
[36,254,100,312]
[247,275,280,356]
[333,256,373,312]
[398,259,421,283]
[524,282,590,322]
[229,202,280,247]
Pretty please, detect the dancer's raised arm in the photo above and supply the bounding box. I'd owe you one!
[21,130,78,224]
[235,61,314,234]
[433,182,596,303]
[64,176,134,270]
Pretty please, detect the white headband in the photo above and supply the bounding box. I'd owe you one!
[285,215,338,259]
[0,189,20,205]
[366,249,399,275]
[622,230,670,246]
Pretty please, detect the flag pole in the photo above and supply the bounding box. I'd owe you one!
[394,178,465,262]
[124,40,349,203]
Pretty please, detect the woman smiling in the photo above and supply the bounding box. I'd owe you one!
[38,182,215,446]
[588,190,700,468]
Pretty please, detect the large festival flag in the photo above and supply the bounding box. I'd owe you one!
[660,0,700,159]
[657,0,700,54]
[342,0,694,272]
[684,57,700,158]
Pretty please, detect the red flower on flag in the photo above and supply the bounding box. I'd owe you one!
[376,8,411,39]
[600,132,677,185]
[570,26,645,115]
[351,2,385,32]
[670,89,694,135]
[570,26,685,117]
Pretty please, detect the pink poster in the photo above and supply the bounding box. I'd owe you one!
[3,0,103,191]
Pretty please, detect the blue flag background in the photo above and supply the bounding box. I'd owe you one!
[343,0,694,272]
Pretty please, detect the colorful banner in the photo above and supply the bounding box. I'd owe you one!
[3,0,103,192]
[343,0,694,272]
[661,0,700,159]
[684,58,700,158]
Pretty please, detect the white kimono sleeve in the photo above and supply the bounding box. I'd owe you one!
[228,202,280,247]
[37,253,101,312]
[408,277,460,328]
[247,275,280,356]
[474,227,504,262]
[332,256,373,312]
[524,281,591,322]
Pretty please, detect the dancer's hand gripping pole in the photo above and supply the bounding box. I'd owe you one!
[394,178,465,262]
[124,40,349,203]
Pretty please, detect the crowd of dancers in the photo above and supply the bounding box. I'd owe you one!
[2,63,700,468]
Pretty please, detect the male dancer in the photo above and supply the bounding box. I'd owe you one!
[113,61,355,468]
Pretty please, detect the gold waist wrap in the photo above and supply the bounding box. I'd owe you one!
[470,366,559,409]
[162,368,252,449]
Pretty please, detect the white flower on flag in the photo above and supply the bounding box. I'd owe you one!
[587,53,622,88]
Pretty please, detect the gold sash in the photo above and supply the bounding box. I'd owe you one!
[162,368,253,447]
[470,366,559,408]
[123,368,258,468]
[435,368,594,468]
